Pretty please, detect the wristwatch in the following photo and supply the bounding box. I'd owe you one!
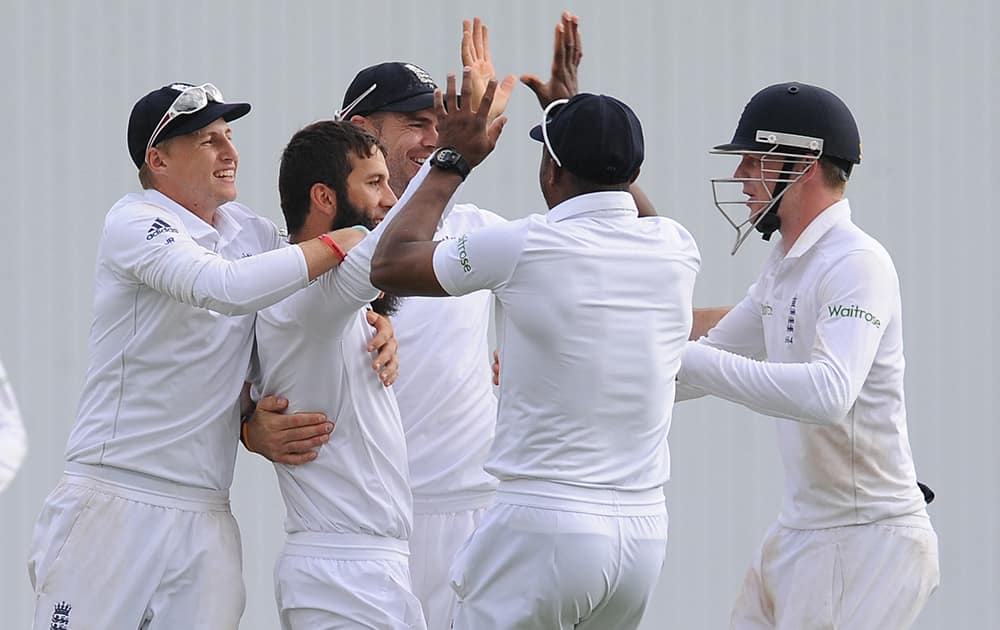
[429,147,471,180]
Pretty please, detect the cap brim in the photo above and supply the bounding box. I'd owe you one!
[158,101,251,144]
[712,140,771,152]
[529,124,543,142]
[357,92,435,116]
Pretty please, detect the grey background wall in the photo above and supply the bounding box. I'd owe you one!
[1,0,995,627]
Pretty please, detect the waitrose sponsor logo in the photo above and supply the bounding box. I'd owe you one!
[828,304,881,328]
[457,234,472,272]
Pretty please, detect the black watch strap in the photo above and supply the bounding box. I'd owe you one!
[430,147,471,180]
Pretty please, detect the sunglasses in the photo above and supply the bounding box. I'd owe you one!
[145,83,225,158]
[541,98,569,167]
[334,83,378,121]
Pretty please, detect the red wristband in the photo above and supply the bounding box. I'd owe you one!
[318,233,347,262]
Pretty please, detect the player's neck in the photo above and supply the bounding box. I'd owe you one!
[289,210,334,244]
[778,192,842,253]
[155,185,218,226]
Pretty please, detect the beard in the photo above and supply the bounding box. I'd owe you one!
[332,189,403,317]
[368,292,401,317]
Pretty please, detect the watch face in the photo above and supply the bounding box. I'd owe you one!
[435,148,459,167]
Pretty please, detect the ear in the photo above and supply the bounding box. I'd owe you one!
[309,183,337,219]
[798,159,822,184]
[145,146,169,175]
[350,114,376,133]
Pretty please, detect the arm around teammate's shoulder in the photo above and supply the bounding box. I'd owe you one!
[103,202,362,315]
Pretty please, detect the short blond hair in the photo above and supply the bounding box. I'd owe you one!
[818,156,849,192]
[136,137,175,189]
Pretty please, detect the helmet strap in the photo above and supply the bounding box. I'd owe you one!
[755,157,794,241]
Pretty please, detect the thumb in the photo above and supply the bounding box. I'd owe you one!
[520,74,544,94]
[487,115,508,145]
[257,395,288,412]
[499,74,518,97]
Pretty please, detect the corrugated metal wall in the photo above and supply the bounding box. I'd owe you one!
[1,0,994,627]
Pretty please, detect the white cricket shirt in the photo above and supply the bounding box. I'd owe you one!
[392,203,503,512]
[431,191,701,493]
[678,200,928,529]
[65,189,309,491]
[0,357,27,492]
[251,170,440,539]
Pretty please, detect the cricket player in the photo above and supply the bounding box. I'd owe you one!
[345,16,666,629]
[678,82,939,628]
[335,57,508,630]
[334,53,513,629]
[236,55,504,630]
[0,355,27,493]
[253,119,429,629]
[27,82,370,630]
[370,69,700,630]
[245,16,660,629]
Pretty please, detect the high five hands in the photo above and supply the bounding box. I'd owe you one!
[434,68,507,170]
[439,12,584,171]
[462,17,517,123]
[521,11,582,107]
[462,11,582,116]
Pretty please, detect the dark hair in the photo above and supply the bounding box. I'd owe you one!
[278,120,383,234]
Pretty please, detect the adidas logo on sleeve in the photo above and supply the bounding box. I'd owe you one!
[146,218,179,241]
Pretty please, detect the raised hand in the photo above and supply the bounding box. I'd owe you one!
[461,17,517,124]
[435,67,507,169]
[521,11,582,108]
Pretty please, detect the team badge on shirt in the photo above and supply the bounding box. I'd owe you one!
[785,296,798,344]
[50,601,72,630]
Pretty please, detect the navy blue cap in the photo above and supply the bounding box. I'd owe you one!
[341,62,437,118]
[127,82,250,168]
[529,93,644,184]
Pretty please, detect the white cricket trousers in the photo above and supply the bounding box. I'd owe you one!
[409,505,487,630]
[275,531,426,630]
[731,519,940,629]
[448,480,669,630]
[28,463,244,630]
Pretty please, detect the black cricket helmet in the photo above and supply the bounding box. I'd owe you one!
[710,82,861,254]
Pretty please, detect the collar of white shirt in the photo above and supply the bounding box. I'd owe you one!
[141,188,245,248]
[778,198,852,260]
[546,191,638,224]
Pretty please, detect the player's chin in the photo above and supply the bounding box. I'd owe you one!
[215,182,239,203]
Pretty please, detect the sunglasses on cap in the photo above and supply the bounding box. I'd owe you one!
[145,83,225,157]
[541,98,569,167]
[334,83,378,121]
